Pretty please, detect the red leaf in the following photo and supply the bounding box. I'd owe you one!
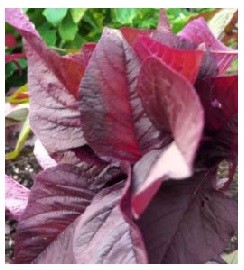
[134,36,204,84]
[80,28,161,163]
[121,27,151,47]
[132,57,204,217]
[5,33,17,48]
[138,170,237,263]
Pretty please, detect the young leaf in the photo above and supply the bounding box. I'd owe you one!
[137,170,238,264]
[5,175,29,220]
[178,17,237,75]
[134,36,204,84]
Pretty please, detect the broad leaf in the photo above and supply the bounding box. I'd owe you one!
[132,57,204,216]
[5,175,29,220]
[5,8,86,154]
[138,170,237,264]
[14,160,123,263]
[80,28,161,163]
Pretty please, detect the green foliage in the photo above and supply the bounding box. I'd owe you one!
[43,8,68,25]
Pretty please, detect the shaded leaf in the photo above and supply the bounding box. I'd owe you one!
[138,170,237,263]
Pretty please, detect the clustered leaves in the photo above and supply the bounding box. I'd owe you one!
[5,8,238,264]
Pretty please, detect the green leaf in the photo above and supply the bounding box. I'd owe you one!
[70,8,87,23]
[222,250,238,264]
[38,23,57,47]
[6,117,31,160]
[208,8,237,38]
[58,12,78,41]
[43,8,68,25]
[114,8,137,25]
[22,8,28,13]
[8,84,29,104]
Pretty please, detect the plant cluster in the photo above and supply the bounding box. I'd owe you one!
[5,8,238,264]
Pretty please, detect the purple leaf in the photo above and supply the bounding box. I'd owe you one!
[196,75,238,132]
[5,175,29,221]
[134,36,204,84]
[137,169,237,264]
[80,28,161,163]
[5,8,86,154]
[14,159,123,263]
[178,17,237,75]
[73,175,148,263]
[157,9,171,32]
[132,57,204,217]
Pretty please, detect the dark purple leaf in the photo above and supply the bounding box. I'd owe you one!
[178,17,237,75]
[132,57,204,217]
[5,8,86,154]
[73,173,148,263]
[138,170,237,264]
[134,36,204,84]
[196,75,238,132]
[80,28,161,163]
[5,175,29,221]
[14,159,123,263]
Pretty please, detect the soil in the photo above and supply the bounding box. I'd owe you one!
[5,146,238,264]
